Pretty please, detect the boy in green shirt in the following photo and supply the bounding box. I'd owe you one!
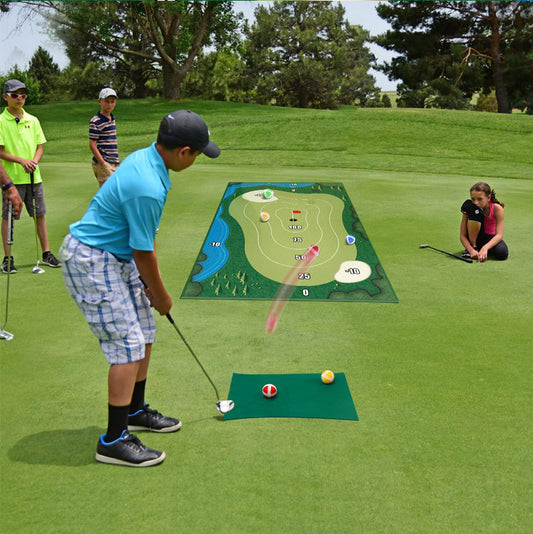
[0,79,60,273]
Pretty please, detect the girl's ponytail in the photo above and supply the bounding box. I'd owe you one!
[470,182,504,208]
[491,189,504,208]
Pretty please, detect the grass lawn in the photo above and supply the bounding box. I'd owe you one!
[1,99,532,533]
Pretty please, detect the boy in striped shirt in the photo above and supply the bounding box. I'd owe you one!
[89,88,119,187]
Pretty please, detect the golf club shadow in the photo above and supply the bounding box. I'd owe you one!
[441,251,472,262]
[8,426,101,466]
[185,414,225,425]
[8,263,47,271]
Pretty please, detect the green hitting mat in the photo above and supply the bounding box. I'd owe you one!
[223,373,358,421]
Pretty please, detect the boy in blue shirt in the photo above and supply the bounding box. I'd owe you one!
[60,110,220,467]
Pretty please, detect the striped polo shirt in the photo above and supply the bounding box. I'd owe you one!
[89,111,119,164]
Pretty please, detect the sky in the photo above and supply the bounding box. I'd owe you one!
[0,1,397,91]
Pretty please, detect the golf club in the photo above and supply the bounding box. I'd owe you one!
[1,202,15,341]
[30,172,45,274]
[165,313,234,414]
[419,243,473,263]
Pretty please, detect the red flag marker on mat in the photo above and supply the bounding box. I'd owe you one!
[265,244,320,334]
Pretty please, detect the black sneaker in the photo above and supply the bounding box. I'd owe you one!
[42,251,61,268]
[95,430,165,467]
[128,404,182,433]
[1,256,17,274]
[462,247,477,258]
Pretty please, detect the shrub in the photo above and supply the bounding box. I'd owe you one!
[475,90,498,113]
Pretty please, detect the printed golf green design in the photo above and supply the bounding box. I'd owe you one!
[181,182,398,302]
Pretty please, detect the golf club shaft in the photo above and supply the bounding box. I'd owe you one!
[7,201,14,245]
[166,313,221,400]
[2,203,14,332]
[138,279,224,403]
[30,172,42,268]
[423,245,473,263]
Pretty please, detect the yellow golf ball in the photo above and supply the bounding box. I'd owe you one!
[321,370,335,384]
[260,211,270,222]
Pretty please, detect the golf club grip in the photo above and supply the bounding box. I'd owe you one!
[441,249,473,263]
[30,171,37,218]
[166,313,178,327]
[30,171,35,197]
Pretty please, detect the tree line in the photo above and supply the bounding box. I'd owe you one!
[376,1,533,113]
[1,1,531,113]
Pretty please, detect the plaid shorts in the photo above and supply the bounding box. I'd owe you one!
[60,234,156,364]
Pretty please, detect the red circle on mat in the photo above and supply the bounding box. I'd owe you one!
[262,384,277,398]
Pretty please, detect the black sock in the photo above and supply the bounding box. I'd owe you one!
[129,379,146,415]
[105,404,130,442]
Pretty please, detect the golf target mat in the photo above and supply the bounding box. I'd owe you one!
[181,182,397,302]
[223,373,358,421]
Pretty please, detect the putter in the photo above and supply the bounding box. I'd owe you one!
[419,244,473,263]
[1,202,15,341]
[165,313,234,414]
[30,172,45,274]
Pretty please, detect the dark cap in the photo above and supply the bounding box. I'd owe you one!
[158,110,220,158]
[3,79,27,93]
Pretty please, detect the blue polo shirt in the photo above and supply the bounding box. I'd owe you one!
[70,142,171,260]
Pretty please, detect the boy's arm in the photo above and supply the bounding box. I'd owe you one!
[0,162,23,216]
[32,144,44,165]
[89,139,107,166]
[133,248,172,316]
[0,144,41,173]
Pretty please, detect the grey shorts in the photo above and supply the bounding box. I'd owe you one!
[2,183,46,219]
[60,234,157,364]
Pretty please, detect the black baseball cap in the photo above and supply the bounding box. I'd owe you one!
[3,79,27,93]
[158,110,220,158]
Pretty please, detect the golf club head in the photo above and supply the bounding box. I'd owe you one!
[216,400,235,414]
[419,244,429,249]
[0,329,14,341]
[32,264,45,274]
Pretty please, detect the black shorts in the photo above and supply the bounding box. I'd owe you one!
[478,234,509,260]
[461,199,483,223]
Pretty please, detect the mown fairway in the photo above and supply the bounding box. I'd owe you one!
[1,99,532,533]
